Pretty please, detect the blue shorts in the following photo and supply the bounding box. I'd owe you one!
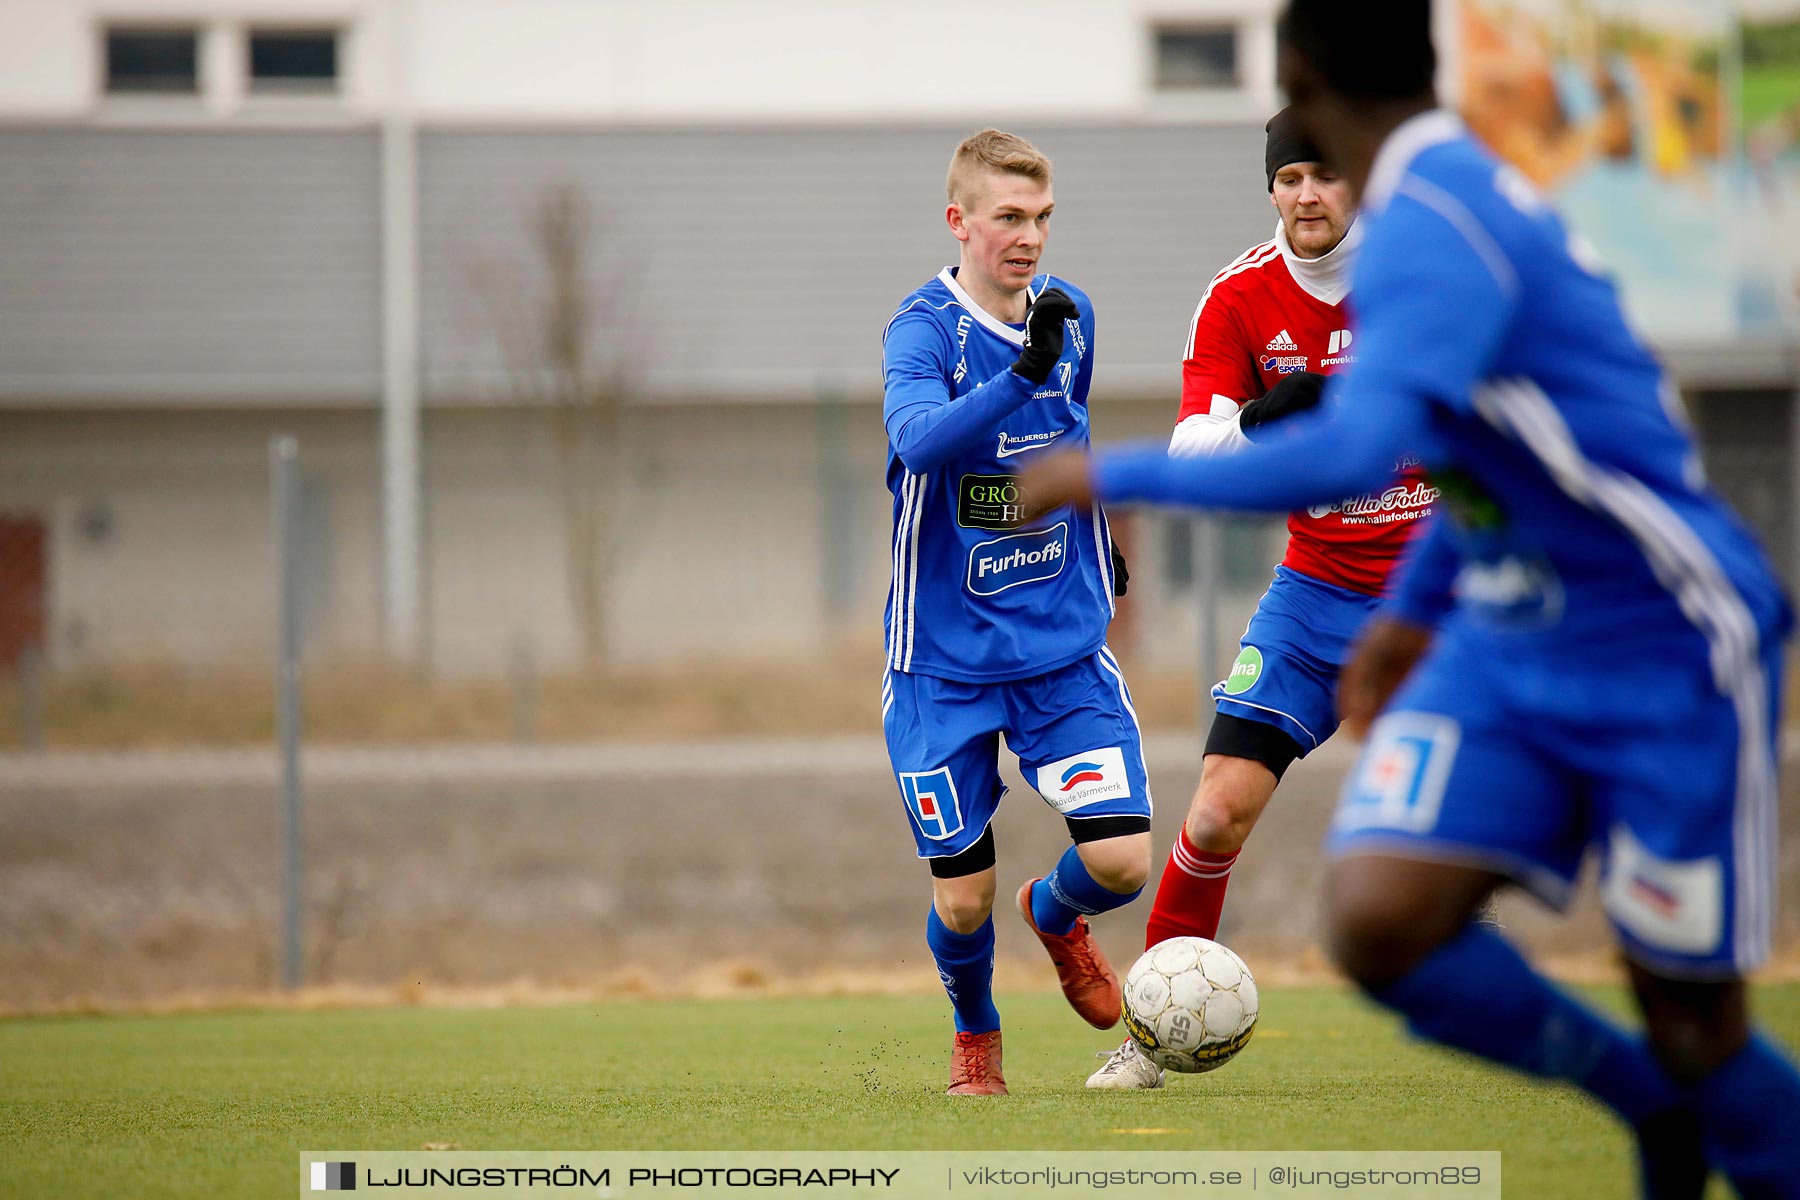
[882,647,1153,860]
[1212,566,1384,753]
[1328,630,1783,979]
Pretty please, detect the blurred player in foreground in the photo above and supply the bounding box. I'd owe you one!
[1021,1,1800,1192]
[1089,108,1439,1091]
[880,130,1151,1096]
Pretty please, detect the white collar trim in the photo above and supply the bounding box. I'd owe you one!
[937,267,1033,347]
[1274,216,1361,306]
[1364,109,1465,212]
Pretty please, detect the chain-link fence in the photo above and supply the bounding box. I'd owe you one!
[0,399,1311,1011]
[6,383,1800,1015]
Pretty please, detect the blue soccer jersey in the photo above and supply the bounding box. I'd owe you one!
[1091,111,1792,976]
[882,268,1118,682]
[1094,111,1789,662]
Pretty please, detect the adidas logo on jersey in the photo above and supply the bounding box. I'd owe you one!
[1265,329,1299,352]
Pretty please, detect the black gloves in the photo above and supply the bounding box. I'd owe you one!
[1111,545,1130,598]
[1011,287,1080,385]
[1239,370,1327,439]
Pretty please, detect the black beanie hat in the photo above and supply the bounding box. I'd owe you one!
[1265,106,1324,191]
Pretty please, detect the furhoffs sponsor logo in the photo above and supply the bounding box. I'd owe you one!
[966,523,1068,596]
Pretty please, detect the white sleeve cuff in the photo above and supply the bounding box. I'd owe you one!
[1168,411,1252,459]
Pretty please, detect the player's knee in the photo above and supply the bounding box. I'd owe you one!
[1186,757,1277,853]
[1185,786,1258,853]
[1632,971,1748,1085]
[936,892,994,934]
[1643,1016,1736,1086]
[932,875,996,934]
[1095,853,1151,896]
[1079,835,1152,895]
[1325,907,1409,988]
[1322,866,1442,988]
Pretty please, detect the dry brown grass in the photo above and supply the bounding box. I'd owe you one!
[16,949,1800,1020]
[0,956,1346,1019]
[0,648,1201,749]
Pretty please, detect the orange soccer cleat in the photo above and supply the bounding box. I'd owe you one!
[1017,878,1122,1030]
[946,1029,1006,1096]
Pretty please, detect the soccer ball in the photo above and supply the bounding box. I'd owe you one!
[1120,936,1258,1073]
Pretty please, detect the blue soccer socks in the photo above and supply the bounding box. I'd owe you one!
[1689,1033,1800,1196]
[1030,844,1144,936]
[1369,924,1800,1196]
[1370,925,1683,1126]
[926,907,1000,1035]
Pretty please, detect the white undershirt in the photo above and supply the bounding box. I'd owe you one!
[1276,215,1361,306]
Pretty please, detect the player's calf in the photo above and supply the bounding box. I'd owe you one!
[1143,737,1290,950]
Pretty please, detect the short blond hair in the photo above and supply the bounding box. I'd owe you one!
[946,129,1052,208]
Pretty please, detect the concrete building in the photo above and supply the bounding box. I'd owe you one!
[0,0,1792,674]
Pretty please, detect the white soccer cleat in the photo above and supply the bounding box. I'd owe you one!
[1086,1038,1166,1090]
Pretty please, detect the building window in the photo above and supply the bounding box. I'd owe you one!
[248,29,339,92]
[1153,24,1240,91]
[105,28,200,94]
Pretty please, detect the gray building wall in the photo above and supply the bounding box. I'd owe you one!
[0,123,1277,406]
[417,123,1276,400]
[0,129,382,404]
[0,124,1789,673]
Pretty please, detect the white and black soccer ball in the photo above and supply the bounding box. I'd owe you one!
[1120,936,1259,1073]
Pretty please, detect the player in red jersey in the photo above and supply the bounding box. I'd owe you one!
[1087,109,1437,1089]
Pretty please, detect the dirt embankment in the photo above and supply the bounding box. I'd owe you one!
[4,737,1797,1015]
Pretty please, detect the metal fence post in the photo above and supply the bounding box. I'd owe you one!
[816,382,856,632]
[1193,516,1222,741]
[510,632,538,744]
[271,434,304,990]
[18,641,44,752]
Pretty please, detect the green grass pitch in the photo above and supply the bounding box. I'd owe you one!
[5,984,1798,1198]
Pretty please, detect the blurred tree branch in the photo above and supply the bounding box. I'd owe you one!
[466,183,638,667]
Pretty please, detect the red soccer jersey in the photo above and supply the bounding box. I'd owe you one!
[1177,238,1435,595]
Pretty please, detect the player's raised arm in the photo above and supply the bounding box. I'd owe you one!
[1087,386,1416,516]
[883,288,1079,474]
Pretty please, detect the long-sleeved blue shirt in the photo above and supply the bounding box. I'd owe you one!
[882,268,1116,682]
